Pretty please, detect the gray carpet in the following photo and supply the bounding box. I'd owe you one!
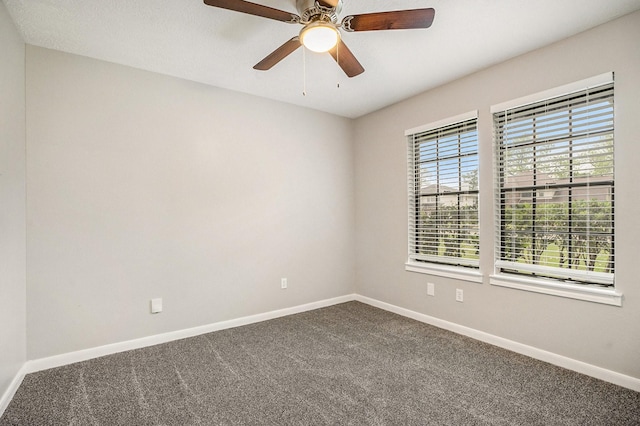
[2,302,639,425]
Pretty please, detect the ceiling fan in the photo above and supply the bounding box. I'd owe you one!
[203,0,435,77]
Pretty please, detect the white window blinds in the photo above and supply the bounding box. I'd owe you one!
[407,115,479,268]
[493,80,614,286]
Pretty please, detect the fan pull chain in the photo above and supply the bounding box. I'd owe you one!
[336,41,340,89]
[302,47,307,96]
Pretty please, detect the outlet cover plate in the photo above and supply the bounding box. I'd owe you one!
[427,282,435,296]
[151,298,162,313]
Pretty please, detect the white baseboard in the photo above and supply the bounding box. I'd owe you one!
[1,294,355,416]
[25,294,356,374]
[2,296,356,416]
[355,294,640,393]
[0,364,28,418]
[3,291,638,418]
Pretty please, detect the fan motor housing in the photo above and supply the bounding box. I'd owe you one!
[296,0,342,23]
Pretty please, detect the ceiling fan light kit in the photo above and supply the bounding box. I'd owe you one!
[203,0,435,77]
[299,21,340,53]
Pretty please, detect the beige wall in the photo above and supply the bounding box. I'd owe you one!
[25,46,355,359]
[353,11,640,379]
[0,1,27,398]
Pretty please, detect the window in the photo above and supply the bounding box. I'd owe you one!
[493,76,614,288]
[406,112,479,272]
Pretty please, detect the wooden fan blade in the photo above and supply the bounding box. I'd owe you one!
[328,39,364,78]
[254,37,301,70]
[203,0,299,23]
[342,8,435,32]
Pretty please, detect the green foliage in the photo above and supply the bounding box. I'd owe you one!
[503,136,614,181]
[417,204,479,260]
[415,196,613,275]
[502,199,613,273]
[463,169,478,191]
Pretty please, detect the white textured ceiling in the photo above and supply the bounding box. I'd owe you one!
[4,0,640,118]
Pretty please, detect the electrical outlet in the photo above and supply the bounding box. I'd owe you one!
[455,289,464,302]
[427,282,435,296]
[281,278,288,289]
[151,298,162,314]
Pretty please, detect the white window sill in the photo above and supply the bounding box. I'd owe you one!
[405,261,483,283]
[490,274,622,306]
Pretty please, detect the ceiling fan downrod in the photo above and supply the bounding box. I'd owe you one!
[296,0,342,25]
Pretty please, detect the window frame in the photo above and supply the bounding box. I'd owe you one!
[405,111,482,283]
[490,73,622,306]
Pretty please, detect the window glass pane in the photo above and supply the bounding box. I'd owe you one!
[494,82,614,285]
[408,118,479,268]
